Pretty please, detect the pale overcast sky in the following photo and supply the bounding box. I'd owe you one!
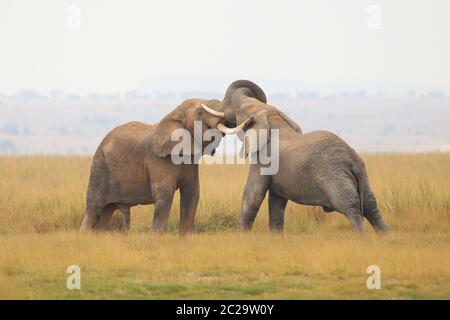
[1,0,449,94]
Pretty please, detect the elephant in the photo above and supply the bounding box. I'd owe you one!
[79,99,225,234]
[202,80,389,233]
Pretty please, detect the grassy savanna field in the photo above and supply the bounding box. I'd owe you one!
[0,154,449,299]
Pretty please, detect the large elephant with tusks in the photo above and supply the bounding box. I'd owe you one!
[79,99,226,234]
[201,80,389,233]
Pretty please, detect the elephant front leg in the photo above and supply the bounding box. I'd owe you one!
[118,205,130,231]
[79,205,99,231]
[268,190,288,232]
[151,187,175,233]
[96,204,117,230]
[179,178,199,235]
[239,166,271,230]
[122,210,130,231]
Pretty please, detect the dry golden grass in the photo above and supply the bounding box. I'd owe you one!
[0,154,449,299]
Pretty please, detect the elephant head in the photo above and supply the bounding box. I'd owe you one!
[208,103,300,158]
[202,80,302,134]
[150,99,225,158]
[221,80,267,126]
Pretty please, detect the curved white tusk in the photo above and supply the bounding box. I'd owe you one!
[216,118,251,134]
[201,103,225,118]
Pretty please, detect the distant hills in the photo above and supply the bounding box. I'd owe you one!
[0,90,449,154]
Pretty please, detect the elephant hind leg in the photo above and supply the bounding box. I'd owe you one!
[323,180,364,232]
[340,205,364,232]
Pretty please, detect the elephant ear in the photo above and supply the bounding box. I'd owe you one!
[239,110,271,158]
[278,110,302,134]
[151,111,187,157]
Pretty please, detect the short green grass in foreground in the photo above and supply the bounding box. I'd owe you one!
[1,231,449,299]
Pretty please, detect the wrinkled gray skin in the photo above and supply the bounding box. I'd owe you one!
[221,80,388,233]
[79,99,224,234]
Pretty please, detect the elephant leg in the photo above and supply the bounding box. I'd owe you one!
[179,178,199,235]
[345,207,364,232]
[118,206,131,232]
[324,181,364,232]
[79,205,99,231]
[239,166,271,231]
[96,204,117,230]
[268,190,288,232]
[151,186,175,233]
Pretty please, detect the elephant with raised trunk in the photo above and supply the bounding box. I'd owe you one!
[202,80,389,233]
[79,99,225,234]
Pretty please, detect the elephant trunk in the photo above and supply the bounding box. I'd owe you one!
[222,80,267,126]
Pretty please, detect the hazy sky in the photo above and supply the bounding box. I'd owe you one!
[1,0,450,94]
